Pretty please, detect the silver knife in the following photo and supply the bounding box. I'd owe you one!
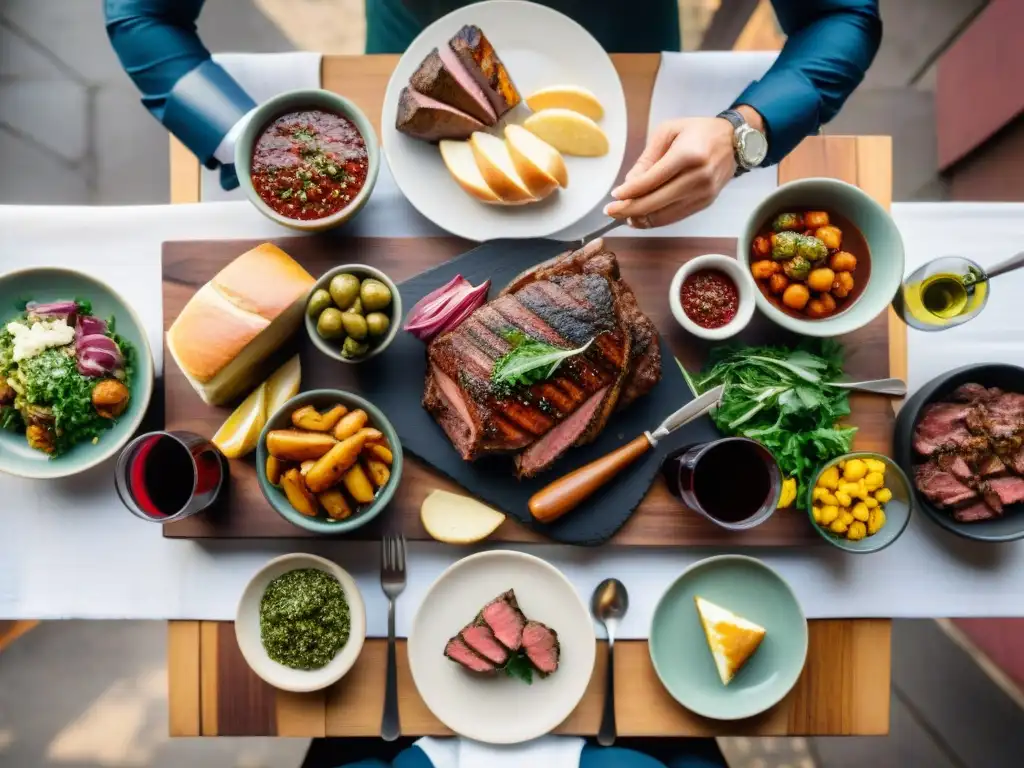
[578,218,625,247]
[528,384,726,523]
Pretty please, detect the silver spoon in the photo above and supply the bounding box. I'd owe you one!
[825,377,907,397]
[592,578,629,747]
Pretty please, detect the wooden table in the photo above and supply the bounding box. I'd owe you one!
[167,54,900,738]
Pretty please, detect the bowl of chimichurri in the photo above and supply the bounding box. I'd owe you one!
[235,553,366,692]
[236,89,380,232]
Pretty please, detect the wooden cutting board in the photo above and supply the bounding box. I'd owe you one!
[162,234,893,545]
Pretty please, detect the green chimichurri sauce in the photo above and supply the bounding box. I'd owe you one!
[259,568,350,670]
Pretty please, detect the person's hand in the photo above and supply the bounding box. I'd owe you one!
[605,116,737,228]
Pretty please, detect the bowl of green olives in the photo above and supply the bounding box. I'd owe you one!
[305,265,401,363]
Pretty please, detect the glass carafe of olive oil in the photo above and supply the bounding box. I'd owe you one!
[893,256,990,331]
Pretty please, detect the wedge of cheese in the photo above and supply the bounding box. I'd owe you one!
[694,596,765,685]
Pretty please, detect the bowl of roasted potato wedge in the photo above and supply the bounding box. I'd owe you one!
[256,389,403,533]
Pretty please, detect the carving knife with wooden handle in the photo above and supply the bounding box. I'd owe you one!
[528,385,725,523]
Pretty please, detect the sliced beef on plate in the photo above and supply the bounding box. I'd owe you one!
[987,475,1024,506]
[395,87,484,142]
[444,636,495,673]
[979,453,1007,476]
[1010,447,1024,475]
[953,383,996,402]
[480,590,527,652]
[521,620,560,675]
[460,623,510,665]
[937,453,974,483]
[912,402,975,456]
[954,500,1001,523]
[515,387,608,477]
[409,47,497,126]
[982,487,1004,515]
[448,25,521,118]
[915,460,978,507]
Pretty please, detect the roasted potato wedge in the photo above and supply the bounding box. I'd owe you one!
[332,409,368,441]
[281,468,319,517]
[306,434,368,493]
[355,427,384,443]
[266,455,284,486]
[300,460,315,476]
[365,458,391,489]
[342,463,375,504]
[317,488,353,520]
[364,443,393,465]
[266,430,337,462]
[292,404,348,432]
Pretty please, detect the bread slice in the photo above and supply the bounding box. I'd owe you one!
[523,108,609,157]
[694,596,765,685]
[505,125,567,198]
[439,139,500,204]
[525,85,604,121]
[468,132,534,205]
[167,243,314,405]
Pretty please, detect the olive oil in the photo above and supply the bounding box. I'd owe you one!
[896,266,987,331]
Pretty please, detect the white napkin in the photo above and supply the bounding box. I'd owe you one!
[201,52,323,202]
[416,736,584,768]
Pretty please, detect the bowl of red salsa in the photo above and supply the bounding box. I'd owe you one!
[235,89,380,232]
[669,254,756,340]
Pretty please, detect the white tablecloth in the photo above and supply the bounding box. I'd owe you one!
[4,201,1024,636]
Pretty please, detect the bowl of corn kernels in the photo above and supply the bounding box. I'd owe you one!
[807,452,913,553]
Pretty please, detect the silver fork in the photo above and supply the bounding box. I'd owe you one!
[380,532,407,742]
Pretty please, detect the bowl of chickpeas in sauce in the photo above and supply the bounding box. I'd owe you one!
[739,178,905,337]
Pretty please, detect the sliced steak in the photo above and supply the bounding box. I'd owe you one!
[521,621,560,676]
[409,47,497,125]
[480,590,526,652]
[986,392,1024,439]
[915,460,977,507]
[515,387,608,477]
[395,87,484,142]
[953,383,994,403]
[448,25,520,118]
[444,636,495,673]
[460,623,509,666]
[954,500,1000,523]
[937,453,974,483]
[978,453,1007,476]
[1011,447,1024,475]
[912,402,974,455]
[987,475,1024,506]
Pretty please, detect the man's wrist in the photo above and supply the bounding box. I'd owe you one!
[734,104,766,134]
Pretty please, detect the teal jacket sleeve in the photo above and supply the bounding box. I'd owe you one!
[104,0,255,187]
[734,0,881,165]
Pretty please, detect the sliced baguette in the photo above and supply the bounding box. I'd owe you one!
[505,125,567,197]
[439,139,501,204]
[469,132,535,204]
[526,84,604,121]
[523,108,609,157]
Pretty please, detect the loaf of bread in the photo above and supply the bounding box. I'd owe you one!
[167,243,314,405]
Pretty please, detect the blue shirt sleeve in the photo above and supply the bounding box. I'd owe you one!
[104,0,256,176]
[733,0,881,165]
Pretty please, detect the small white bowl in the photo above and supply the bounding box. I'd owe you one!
[236,553,366,692]
[668,254,756,340]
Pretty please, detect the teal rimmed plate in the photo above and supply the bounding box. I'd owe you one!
[649,555,808,721]
[0,267,154,479]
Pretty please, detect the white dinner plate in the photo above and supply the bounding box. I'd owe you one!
[381,0,627,241]
[408,550,597,743]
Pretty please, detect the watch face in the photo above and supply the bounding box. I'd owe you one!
[740,129,768,167]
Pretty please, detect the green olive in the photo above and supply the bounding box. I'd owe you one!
[341,312,368,341]
[360,279,392,312]
[341,337,369,359]
[316,307,345,340]
[307,288,333,319]
[329,273,361,310]
[365,312,390,338]
[347,297,363,316]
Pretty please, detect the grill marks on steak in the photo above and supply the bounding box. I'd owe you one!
[423,243,660,476]
[913,383,1024,522]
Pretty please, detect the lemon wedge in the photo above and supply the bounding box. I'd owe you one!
[212,382,268,459]
[420,489,506,544]
[265,354,301,419]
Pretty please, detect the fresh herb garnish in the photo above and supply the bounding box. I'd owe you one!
[491,330,593,396]
[292,127,315,143]
[693,340,856,495]
[503,651,534,684]
[0,405,23,432]
[74,298,92,315]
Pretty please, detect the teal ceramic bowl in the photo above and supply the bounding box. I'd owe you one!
[235,88,380,232]
[0,268,154,479]
[738,178,905,337]
[649,555,808,721]
[807,451,912,553]
[255,389,402,534]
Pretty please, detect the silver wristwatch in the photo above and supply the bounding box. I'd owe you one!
[717,109,768,176]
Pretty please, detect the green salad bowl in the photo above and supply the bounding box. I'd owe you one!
[0,267,154,479]
[255,389,403,534]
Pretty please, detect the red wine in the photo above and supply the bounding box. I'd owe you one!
[128,434,195,517]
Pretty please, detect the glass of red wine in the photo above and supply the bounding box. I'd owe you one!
[115,431,228,523]
[662,437,782,530]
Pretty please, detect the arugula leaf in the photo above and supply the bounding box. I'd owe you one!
[503,652,534,685]
[491,331,593,396]
[0,406,23,432]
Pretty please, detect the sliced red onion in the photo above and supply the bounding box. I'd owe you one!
[77,315,108,336]
[77,333,118,353]
[27,300,78,317]
[81,347,120,370]
[77,356,109,377]
[404,275,489,342]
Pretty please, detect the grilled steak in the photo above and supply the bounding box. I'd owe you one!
[915,460,977,507]
[424,241,661,477]
[480,590,527,651]
[395,87,484,142]
[987,475,1024,506]
[409,47,497,126]
[460,623,510,665]
[444,636,495,673]
[954,500,1000,523]
[448,25,520,118]
[912,402,976,456]
[521,620,560,675]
